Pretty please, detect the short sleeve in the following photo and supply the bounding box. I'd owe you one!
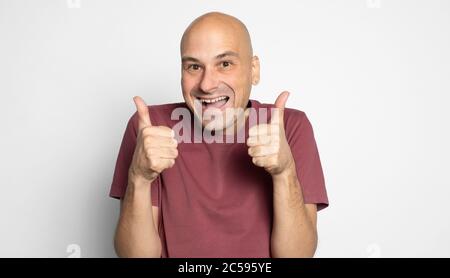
[109,112,160,207]
[285,110,329,211]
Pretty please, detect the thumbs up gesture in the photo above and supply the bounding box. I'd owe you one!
[129,96,178,183]
[247,91,295,177]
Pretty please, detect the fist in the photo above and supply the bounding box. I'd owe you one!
[129,96,178,183]
[247,91,294,176]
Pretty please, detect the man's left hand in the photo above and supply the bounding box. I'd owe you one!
[247,91,295,177]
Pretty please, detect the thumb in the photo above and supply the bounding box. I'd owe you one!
[133,96,152,130]
[275,91,290,109]
[271,91,290,126]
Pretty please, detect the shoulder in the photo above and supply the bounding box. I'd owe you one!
[284,107,308,130]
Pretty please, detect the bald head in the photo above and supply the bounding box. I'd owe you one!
[180,12,253,58]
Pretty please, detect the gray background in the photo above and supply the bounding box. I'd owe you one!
[1,0,449,257]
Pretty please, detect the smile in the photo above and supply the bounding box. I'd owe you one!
[196,96,230,103]
[194,96,231,110]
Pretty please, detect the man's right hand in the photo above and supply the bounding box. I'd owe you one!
[129,96,178,184]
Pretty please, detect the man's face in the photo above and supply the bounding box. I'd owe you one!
[180,19,259,131]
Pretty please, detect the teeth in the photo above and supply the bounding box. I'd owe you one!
[199,96,228,104]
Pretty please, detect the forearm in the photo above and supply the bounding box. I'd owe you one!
[271,165,317,258]
[114,173,161,258]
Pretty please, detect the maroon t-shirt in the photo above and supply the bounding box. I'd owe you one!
[109,99,328,258]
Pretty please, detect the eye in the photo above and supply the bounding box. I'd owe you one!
[188,64,201,71]
[221,61,230,68]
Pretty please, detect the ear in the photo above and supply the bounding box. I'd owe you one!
[251,55,260,86]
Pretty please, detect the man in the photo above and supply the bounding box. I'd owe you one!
[110,12,328,258]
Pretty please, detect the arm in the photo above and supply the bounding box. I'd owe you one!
[270,163,318,258]
[114,96,178,258]
[247,91,319,258]
[114,172,161,258]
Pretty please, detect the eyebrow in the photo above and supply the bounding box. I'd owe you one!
[181,51,240,63]
[181,56,200,63]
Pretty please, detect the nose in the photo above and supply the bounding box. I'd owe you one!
[199,67,219,93]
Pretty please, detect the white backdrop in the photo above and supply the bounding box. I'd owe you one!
[1,0,449,257]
